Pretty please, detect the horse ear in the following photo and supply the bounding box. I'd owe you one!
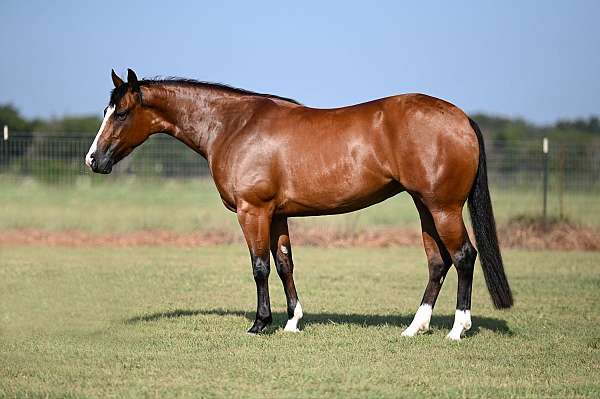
[111,69,125,88]
[127,68,140,91]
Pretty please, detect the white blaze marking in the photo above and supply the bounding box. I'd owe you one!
[280,245,288,254]
[283,302,303,332]
[401,304,432,337]
[446,309,472,341]
[85,105,115,168]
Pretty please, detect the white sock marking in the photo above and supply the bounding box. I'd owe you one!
[446,309,472,341]
[85,105,115,168]
[283,302,303,332]
[401,304,432,337]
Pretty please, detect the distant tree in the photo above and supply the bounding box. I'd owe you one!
[471,113,542,140]
[0,103,101,135]
[554,117,600,136]
[31,115,101,135]
[0,103,30,132]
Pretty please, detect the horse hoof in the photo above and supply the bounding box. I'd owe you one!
[247,326,264,335]
[445,331,463,341]
[247,317,272,334]
[401,328,417,337]
[283,319,301,332]
[401,324,429,337]
[247,326,264,334]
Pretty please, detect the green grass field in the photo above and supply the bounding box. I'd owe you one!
[1,245,599,398]
[1,179,599,234]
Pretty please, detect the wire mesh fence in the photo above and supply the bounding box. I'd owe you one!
[0,133,210,185]
[1,132,599,225]
[484,137,600,225]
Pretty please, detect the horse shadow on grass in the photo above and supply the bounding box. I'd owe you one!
[125,308,512,337]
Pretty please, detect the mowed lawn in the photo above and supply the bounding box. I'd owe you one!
[1,245,599,398]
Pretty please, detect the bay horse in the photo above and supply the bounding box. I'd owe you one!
[86,69,512,340]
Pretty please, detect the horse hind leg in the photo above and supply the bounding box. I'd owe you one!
[402,196,453,337]
[428,204,477,341]
[270,217,302,332]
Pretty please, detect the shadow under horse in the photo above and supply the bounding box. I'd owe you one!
[125,308,512,337]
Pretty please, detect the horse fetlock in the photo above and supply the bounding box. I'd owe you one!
[446,309,472,341]
[401,304,432,337]
[283,302,303,332]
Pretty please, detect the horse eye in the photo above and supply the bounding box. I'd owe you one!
[116,111,128,121]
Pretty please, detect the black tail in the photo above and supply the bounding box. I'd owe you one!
[467,118,513,309]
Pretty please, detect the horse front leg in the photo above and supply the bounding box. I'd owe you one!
[237,203,273,334]
[270,217,302,332]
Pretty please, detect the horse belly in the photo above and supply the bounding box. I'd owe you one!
[278,165,402,217]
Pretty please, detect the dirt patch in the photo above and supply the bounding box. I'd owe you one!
[0,229,239,248]
[0,227,421,249]
[1,221,599,251]
[498,216,600,251]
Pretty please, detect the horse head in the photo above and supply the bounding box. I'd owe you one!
[85,69,161,174]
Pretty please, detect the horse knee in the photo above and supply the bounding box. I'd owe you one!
[252,256,270,281]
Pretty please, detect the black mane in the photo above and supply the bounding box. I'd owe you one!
[110,77,301,106]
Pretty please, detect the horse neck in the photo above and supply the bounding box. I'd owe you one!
[142,84,258,159]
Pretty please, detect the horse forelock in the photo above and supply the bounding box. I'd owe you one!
[109,84,130,107]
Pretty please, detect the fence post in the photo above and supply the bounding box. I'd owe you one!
[542,137,549,229]
[3,125,7,141]
[558,144,565,220]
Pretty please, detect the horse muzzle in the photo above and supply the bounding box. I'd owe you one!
[86,152,113,174]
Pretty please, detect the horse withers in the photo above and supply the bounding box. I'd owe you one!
[86,69,512,340]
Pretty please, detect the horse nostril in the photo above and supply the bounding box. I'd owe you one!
[90,156,97,169]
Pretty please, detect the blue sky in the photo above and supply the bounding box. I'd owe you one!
[1,1,598,124]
